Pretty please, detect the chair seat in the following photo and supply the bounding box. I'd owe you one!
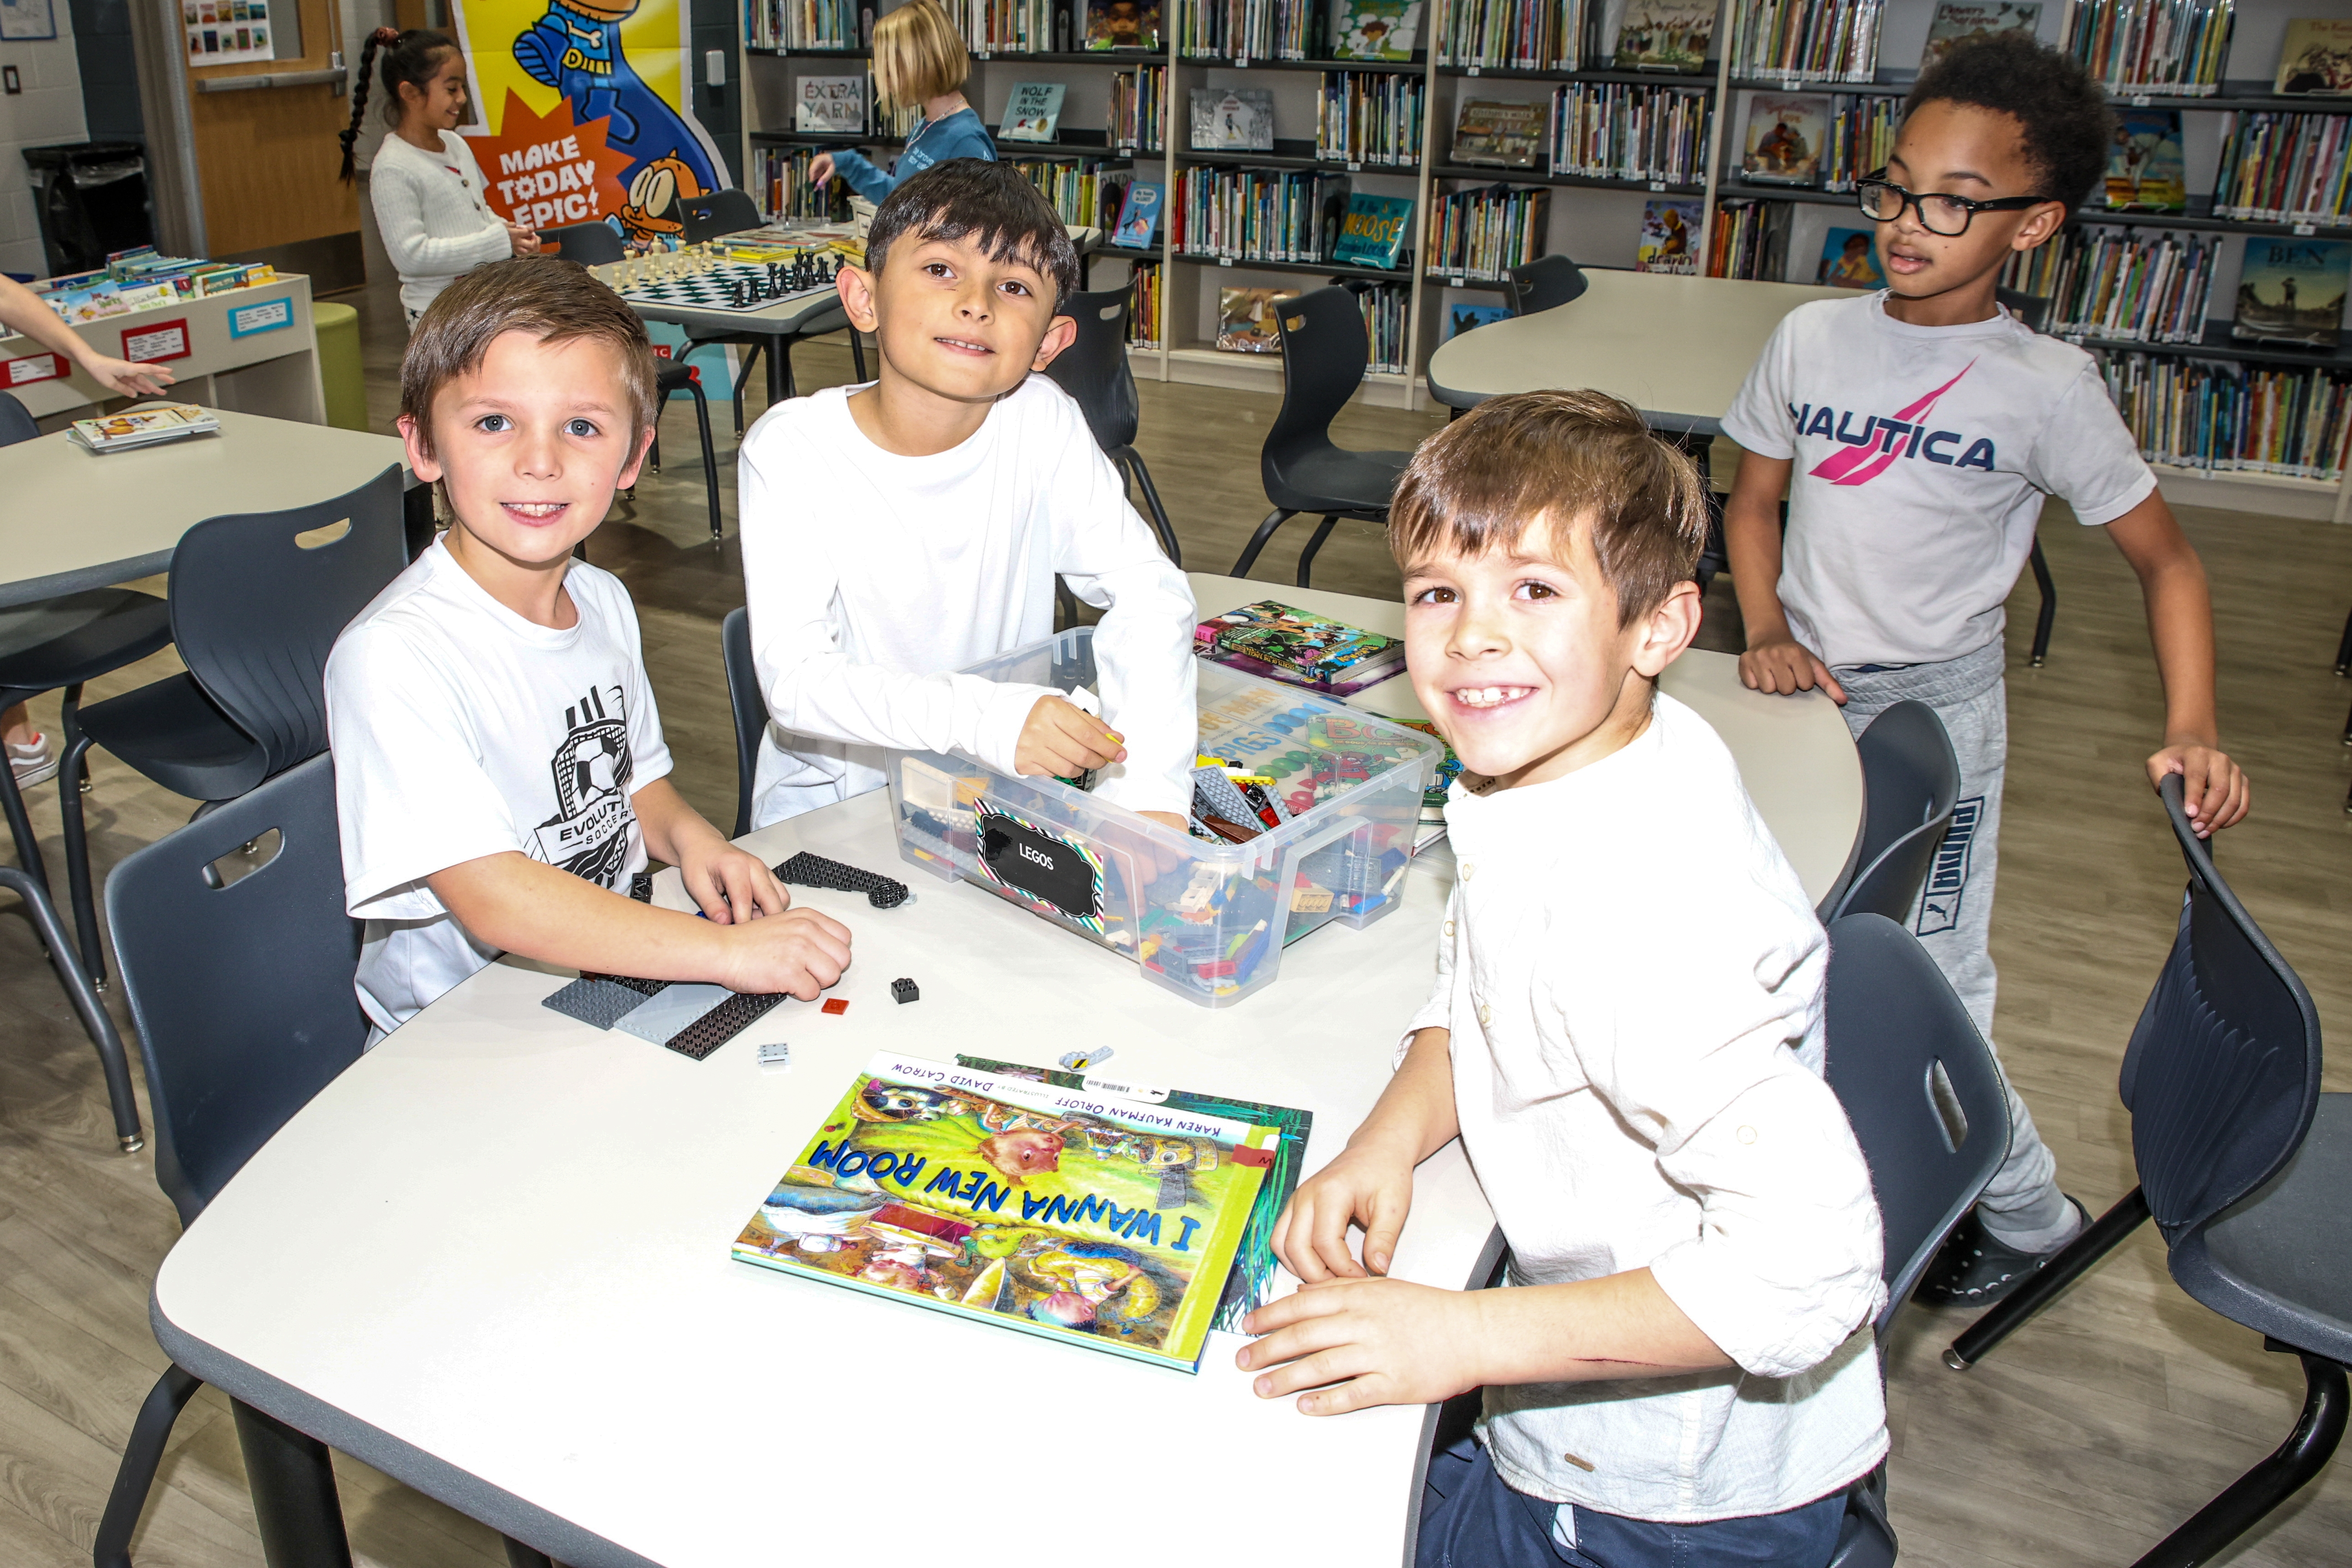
[2173,1092,2352,1364]
[0,590,172,692]
[1269,447,1414,515]
[655,360,699,390]
[77,671,268,803]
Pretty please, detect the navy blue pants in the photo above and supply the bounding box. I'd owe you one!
[1417,1437,1847,1568]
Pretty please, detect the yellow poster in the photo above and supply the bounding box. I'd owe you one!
[450,1,730,246]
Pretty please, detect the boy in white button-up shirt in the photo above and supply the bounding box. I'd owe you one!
[1239,392,1888,1567]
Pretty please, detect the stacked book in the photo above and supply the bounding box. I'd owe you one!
[748,0,860,49]
[1009,157,1135,229]
[1111,66,1168,153]
[1709,197,1793,279]
[1438,0,1595,69]
[1428,185,1549,279]
[1318,71,1425,166]
[2212,112,2352,227]
[2057,0,2232,96]
[69,404,219,454]
[1174,166,1352,263]
[1724,0,1884,83]
[1194,599,1406,693]
[1548,82,1709,185]
[1127,262,1163,349]
[1179,0,1317,60]
[941,0,1057,52]
[755,145,850,222]
[1354,281,1411,374]
[1822,95,1899,192]
[2098,353,2352,483]
[2001,226,2219,345]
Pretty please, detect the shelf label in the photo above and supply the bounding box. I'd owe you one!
[1348,161,1363,171]
[122,319,190,363]
[975,50,990,58]
[4,351,61,386]
[1219,256,1233,265]
[2294,222,2318,236]
[228,295,295,339]
[1650,179,1666,190]
[1235,55,1248,66]
[1450,276,1465,287]
[1467,64,1480,75]
[2130,93,2151,106]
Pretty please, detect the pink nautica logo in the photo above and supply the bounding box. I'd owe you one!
[1806,360,1982,485]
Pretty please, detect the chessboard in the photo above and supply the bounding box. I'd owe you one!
[612,255,845,315]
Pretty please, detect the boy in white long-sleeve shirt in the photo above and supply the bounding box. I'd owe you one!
[737,160,1197,832]
[1242,392,1887,1567]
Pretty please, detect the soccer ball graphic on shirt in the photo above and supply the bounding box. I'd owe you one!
[533,685,637,888]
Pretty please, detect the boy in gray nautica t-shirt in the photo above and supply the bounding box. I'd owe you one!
[1719,35,2249,1306]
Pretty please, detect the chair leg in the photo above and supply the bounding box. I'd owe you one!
[503,1538,557,1568]
[1054,580,1079,632]
[648,428,662,475]
[2028,535,2056,667]
[2129,1347,2348,1568]
[1116,447,1180,566]
[850,327,868,383]
[232,1398,353,1568]
[0,743,47,894]
[0,865,142,1151]
[732,342,762,437]
[1231,508,1297,578]
[688,380,723,541]
[1944,1185,2150,1370]
[2335,605,2352,675]
[1297,515,1342,589]
[55,729,105,988]
[94,1365,204,1568]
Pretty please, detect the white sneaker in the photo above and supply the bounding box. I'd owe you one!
[8,733,58,791]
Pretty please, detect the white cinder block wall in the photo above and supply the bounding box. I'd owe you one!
[0,8,89,278]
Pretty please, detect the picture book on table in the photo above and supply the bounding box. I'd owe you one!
[2232,237,2351,346]
[2101,109,2186,211]
[2276,18,2352,95]
[1818,227,1887,289]
[1612,0,1713,72]
[1742,93,1828,184]
[1195,599,1407,691]
[1452,99,1544,168]
[1000,82,1067,142]
[1084,0,1161,50]
[68,403,220,453]
[794,74,865,134]
[1190,87,1275,151]
[1216,286,1296,352]
[1112,181,1163,248]
[1331,193,1415,268]
[1444,302,1511,339]
[1918,2,2042,72]
[731,1053,1280,1371]
[1636,198,1700,273]
[1330,0,1425,61]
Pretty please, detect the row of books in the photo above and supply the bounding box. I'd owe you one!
[1707,196,1794,279]
[1318,70,1425,166]
[1173,166,1352,264]
[2006,226,2222,344]
[1436,0,1596,71]
[2098,352,2352,482]
[39,249,277,323]
[1740,92,1897,190]
[1111,65,1168,152]
[2212,112,2352,227]
[748,0,862,50]
[1547,82,1709,185]
[1128,259,1163,347]
[2057,0,2232,96]
[1354,279,1410,373]
[1207,282,1408,371]
[755,145,851,221]
[1009,156,1135,228]
[939,0,1058,53]
[1723,0,1884,84]
[1176,0,1428,62]
[1428,184,1549,280]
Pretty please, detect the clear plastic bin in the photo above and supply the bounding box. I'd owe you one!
[885,626,1441,1007]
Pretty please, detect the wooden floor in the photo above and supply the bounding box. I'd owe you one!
[2,278,2348,1567]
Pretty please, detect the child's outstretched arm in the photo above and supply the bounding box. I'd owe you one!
[2102,491,2249,836]
[1725,447,1846,703]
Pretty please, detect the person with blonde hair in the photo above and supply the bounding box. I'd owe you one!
[808,0,995,203]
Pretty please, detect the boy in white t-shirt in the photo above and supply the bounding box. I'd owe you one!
[1719,36,2248,1305]
[738,159,1196,833]
[326,260,852,1035]
[1242,393,1887,1567]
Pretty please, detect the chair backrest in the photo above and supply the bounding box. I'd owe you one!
[540,220,626,265]
[0,389,40,446]
[168,465,408,782]
[1263,286,1369,504]
[1042,288,1141,453]
[105,754,365,1226]
[1830,700,1960,924]
[1823,914,2012,1338]
[680,188,764,243]
[721,606,766,840]
[1504,253,1589,316]
[2121,775,2321,1241]
[1995,287,2050,332]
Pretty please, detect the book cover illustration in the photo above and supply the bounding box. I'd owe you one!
[1918,2,2043,72]
[732,1053,1280,1371]
[1742,94,1828,184]
[794,75,865,134]
[69,403,220,453]
[2103,109,2185,211]
[1331,193,1415,268]
[1330,0,1425,60]
[1195,599,1406,686]
[2276,18,2352,95]
[1818,227,1886,288]
[1000,82,1067,142]
[1216,286,1296,352]
[1113,181,1163,248]
[1190,87,1275,151]
[958,1055,1311,1331]
[1637,198,1701,273]
[1445,302,1511,338]
[2233,238,2351,346]
[1452,99,1544,168]
[1085,0,1161,49]
[1613,0,1714,72]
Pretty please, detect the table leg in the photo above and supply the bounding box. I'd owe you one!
[766,331,787,409]
[232,1400,353,1568]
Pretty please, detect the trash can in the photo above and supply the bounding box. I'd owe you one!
[21,141,153,278]
[312,302,369,432]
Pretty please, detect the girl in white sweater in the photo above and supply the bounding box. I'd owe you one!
[339,28,538,326]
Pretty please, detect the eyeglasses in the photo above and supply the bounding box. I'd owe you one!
[1855,173,2051,237]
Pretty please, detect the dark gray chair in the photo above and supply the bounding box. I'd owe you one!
[1230,286,1414,587]
[722,605,765,839]
[58,466,406,985]
[1820,912,2013,1568]
[679,187,763,242]
[1503,253,1588,316]
[1043,287,1178,563]
[1825,701,1961,925]
[1944,773,2345,1568]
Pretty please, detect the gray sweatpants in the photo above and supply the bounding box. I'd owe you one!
[1835,639,2071,1247]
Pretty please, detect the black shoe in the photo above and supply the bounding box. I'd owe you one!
[1915,1197,2090,1308]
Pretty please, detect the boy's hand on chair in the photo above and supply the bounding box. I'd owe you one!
[720,905,854,1000]
[2147,741,2250,837]
[680,842,789,925]
[1015,695,1128,778]
[1739,635,1846,704]
[1274,1139,1416,1281]
[1238,1278,1486,1415]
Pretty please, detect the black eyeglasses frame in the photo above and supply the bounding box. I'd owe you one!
[1854,171,2055,236]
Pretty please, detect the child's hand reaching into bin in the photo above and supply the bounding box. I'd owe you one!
[1016,695,1127,779]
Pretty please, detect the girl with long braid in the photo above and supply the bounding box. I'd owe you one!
[340,28,539,328]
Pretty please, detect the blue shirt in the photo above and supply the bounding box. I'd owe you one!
[830,107,996,203]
